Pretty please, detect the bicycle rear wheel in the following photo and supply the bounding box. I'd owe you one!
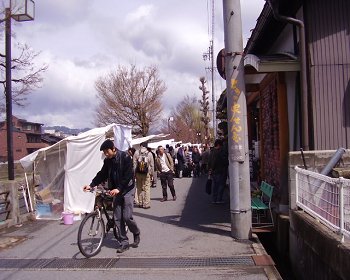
[77,212,105,258]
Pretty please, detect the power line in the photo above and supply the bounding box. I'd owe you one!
[206,0,210,37]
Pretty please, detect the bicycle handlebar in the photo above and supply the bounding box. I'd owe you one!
[86,186,111,196]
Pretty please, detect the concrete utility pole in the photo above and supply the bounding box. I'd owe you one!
[210,40,216,139]
[222,0,251,239]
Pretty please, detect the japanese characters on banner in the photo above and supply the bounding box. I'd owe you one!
[230,78,244,162]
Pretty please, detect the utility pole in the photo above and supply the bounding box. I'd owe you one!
[210,40,216,139]
[222,0,251,239]
[5,8,14,180]
[203,0,216,140]
[4,1,35,180]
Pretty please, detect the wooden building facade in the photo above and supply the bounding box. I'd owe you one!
[216,0,350,205]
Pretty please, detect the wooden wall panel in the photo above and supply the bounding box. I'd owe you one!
[310,65,350,149]
[306,0,350,149]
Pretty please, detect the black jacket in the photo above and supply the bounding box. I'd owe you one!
[192,151,201,164]
[208,147,228,175]
[89,150,134,196]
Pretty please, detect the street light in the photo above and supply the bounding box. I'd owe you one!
[5,0,35,180]
[196,132,201,143]
[167,116,174,134]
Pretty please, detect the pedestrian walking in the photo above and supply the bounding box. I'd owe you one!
[127,147,139,206]
[208,139,228,204]
[183,146,193,177]
[148,147,157,188]
[200,145,210,175]
[155,145,176,202]
[83,139,140,253]
[176,144,185,178]
[168,145,175,159]
[133,142,154,209]
[192,146,202,177]
[127,147,136,158]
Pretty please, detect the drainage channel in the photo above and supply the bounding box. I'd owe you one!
[0,256,255,270]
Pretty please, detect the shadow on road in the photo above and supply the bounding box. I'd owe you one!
[134,176,232,237]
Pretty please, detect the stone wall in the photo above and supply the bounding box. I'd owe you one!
[290,210,350,280]
[0,179,35,229]
[0,161,27,181]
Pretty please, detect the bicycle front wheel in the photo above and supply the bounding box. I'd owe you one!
[77,212,105,258]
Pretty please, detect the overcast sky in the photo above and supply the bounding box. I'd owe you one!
[6,0,265,129]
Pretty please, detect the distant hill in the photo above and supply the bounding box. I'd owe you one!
[43,126,91,135]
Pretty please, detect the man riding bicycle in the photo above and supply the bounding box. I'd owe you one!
[83,139,140,253]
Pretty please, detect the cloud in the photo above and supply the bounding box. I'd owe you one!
[13,54,99,128]
[125,4,155,23]
[8,0,265,129]
[241,1,266,43]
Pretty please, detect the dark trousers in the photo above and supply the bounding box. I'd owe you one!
[159,171,176,198]
[212,173,227,202]
[113,188,140,247]
[193,162,201,177]
[201,163,208,174]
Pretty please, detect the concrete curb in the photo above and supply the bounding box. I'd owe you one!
[251,233,282,280]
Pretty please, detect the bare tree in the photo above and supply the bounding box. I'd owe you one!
[0,43,48,113]
[167,95,203,143]
[199,77,210,144]
[0,8,48,114]
[95,64,166,137]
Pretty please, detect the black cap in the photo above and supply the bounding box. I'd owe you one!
[140,141,148,148]
[100,139,115,151]
[214,139,223,147]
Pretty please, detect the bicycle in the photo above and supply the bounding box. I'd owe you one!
[77,187,119,258]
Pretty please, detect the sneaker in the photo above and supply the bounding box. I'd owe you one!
[160,197,167,202]
[143,205,151,209]
[116,245,129,253]
[133,233,140,247]
[173,196,177,201]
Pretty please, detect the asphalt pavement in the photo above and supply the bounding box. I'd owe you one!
[0,175,281,280]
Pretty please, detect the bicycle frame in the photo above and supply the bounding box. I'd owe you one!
[98,201,115,232]
[78,188,118,258]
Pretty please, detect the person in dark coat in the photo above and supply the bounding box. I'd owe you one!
[208,139,228,204]
[83,139,140,253]
[176,144,185,178]
[192,146,202,177]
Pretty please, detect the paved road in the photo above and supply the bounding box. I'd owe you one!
[0,176,281,280]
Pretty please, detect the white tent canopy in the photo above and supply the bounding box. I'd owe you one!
[20,124,132,218]
[147,139,175,149]
[130,134,169,148]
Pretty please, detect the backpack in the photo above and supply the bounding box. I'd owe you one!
[136,150,149,174]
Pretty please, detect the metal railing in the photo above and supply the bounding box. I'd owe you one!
[295,166,350,241]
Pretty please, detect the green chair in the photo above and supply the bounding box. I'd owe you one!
[251,181,274,227]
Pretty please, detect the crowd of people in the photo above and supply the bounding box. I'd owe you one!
[131,140,229,206]
[83,138,229,254]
